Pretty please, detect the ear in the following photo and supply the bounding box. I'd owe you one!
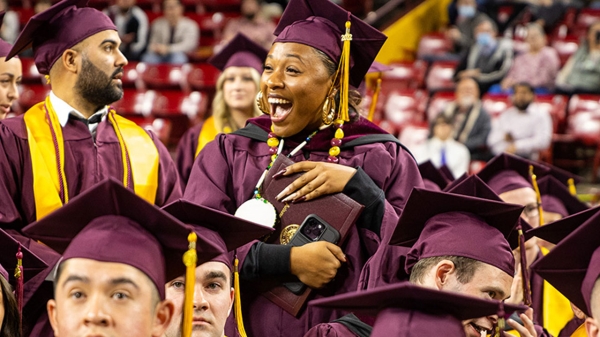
[47,299,60,337]
[586,317,600,337]
[227,287,235,316]
[434,260,456,290]
[151,299,175,337]
[60,49,81,74]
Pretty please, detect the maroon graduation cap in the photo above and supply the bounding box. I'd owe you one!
[310,282,528,337]
[208,33,268,73]
[0,12,13,57]
[418,161,450,191]
[476,153,550,195]
[525,206,600,245]
[538,175,588,218]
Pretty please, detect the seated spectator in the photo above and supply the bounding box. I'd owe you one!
[487,82,552,160]
[455,18,513,93]
[437,77,492,161]
[142,0,199,65]
[495,23,559,94]
[413,114,471,178]
[556,21,600,94]
[445,0,492,55]
[219,0,276,51]
[0,0,18,44]
[34,0,52,13]
[104,0,149,61]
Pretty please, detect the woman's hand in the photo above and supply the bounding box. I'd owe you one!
[290,241,346,288]
[274,161,357,202]
[506,308,538,337]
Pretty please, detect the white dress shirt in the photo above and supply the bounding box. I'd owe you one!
[412,137,471,178]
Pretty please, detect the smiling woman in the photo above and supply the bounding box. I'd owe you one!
[0,13,21,121]
[182,0,424,336]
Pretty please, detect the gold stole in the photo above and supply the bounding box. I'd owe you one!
[194,116,218,157]
[540,245,575,336]
[571,323,588,337]
[24,97,159,220]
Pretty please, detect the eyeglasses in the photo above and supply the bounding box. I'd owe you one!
[523,203,540,218]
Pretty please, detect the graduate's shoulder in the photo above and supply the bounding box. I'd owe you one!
[0,115,28,140]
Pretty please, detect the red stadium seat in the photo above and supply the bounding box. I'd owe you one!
[138,63,191,90]
[551,36,580,67]
[381,60,428,91]
[187,63,221,91]
[568,94,600,115]
[111,90,157,116]
[426,60,458,92]
[127,116,172,146]
[382,89,428,131]
[576,9,600,31]
[16,8,35,28]
[417,33,453,59]
[18,85,50,111]
[532,95,568,133]
[153,91,209,119]
[481,94,511,119]
[20,58,43,85]
[426,91,455,121]
[201,0,241,13]
[122,61,140,88]
[398,122,430,152]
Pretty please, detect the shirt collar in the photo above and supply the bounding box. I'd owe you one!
[49,91,108,127]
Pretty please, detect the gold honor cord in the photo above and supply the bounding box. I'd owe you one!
[568,178,577,196]
[529,165,544,227]
[367,77,382,122]
[182,232,198,337]
[338,19,352,123]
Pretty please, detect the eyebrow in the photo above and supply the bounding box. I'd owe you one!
[265,53,305,64]
[204,271,228,282]
[62,274,90,288]
[110,277,140,289]
[0,73,14,78]
[99,39,119,46]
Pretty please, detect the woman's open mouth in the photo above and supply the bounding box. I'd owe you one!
[268,97,293,123]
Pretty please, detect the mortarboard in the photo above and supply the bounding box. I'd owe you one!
[540,163,581,194]
[0,263,6,282]
[439,165,456,182]
[0,12,13,58]
[22,178,222,300]
[273,0,387,88]
[476,153,550,195]
[418,161,450,191]
[7,0,116,75]
[530,210,600,316]
[390,188,523,276]
[538,175,588,218]
[310,282,528,337]
[525,206,600,245]
[208,33,268,73]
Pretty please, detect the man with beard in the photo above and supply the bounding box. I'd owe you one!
[437,77,492,161]
[487,82,552,160]
[0,0,181,232]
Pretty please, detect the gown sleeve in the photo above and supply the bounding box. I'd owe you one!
[0,122,27,229]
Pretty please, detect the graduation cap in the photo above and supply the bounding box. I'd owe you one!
[525,206,600,245]
[273,0,387,88]
[0,263,6,282]
[6,0,116,75]
[476,153,550,196]
[208,33,268,73]
[538,175,588,218]
[530,210,600,316]
[390,188,523,276]
[310,282,528,337]
[418,161,450,191]
[0,12,13,57]
[540,163,581,194]
[22,178,222,300]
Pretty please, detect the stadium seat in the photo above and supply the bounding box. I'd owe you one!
[201,0,241,13]
[381,60,427,92]
[138,63,191,90]
[551,36,580,66]
[568,94,600,115]
[128,116,173,146]
[111,90,157,117]
[187,63,221,91]
[18,85,50,112]
[426,91,455,121]
[426,60,458,92]
[481,94,511,119]
[576,9,600,31]
[533,94,568,133]
[122,61,140,88]
[417,33,453,60]
[153,91,209,119]
[20,58,43,85]
[398,122,430,152]
[383,89,428,131]
[16,8,35,29]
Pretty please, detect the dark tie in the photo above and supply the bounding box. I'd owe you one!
[440,146,447,166]
[169,26,176,44]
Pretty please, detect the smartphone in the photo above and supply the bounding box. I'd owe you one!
[283,214,341,294]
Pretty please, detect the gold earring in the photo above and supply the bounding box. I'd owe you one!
[322,93,336,125]
[256,91,270,115]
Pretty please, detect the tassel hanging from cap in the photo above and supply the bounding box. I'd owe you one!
[234,256,247,337]
[44,75,50,84]
[182,232,198,337]
[15,244,24,335]
[568,178,577,196]
[367,77,382,122]
[494,302,506,337]
[529,165,544,227]
[518,224,532,306]
[337,14,352,123]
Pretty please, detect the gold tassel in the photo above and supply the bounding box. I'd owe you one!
[234,257,247,337]
[182,232,197,337]
[44,75,50,84]
[367,77,382,122]
[568,178,577,196]
[529,165,544,227]
[495,302,505,337]
[337,18,352,122]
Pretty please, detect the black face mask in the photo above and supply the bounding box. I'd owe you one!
[244,12,256,20]
[514,101,531,111]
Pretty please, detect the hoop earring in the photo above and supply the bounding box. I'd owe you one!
[256,91,270,115]
[322,93,336,125]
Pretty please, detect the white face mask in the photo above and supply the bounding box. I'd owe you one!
[458,5,476,18]
[458,96,476,108]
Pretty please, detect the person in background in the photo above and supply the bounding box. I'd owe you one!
[220,0,276,51]
[0,13,21,121]
[34,0,52,13]
[142,0,199,65]
[556,21,600,94]
[487,82,552,160]
[0,0,18,44]
[104,0,149,61]
[455,18,513,93]
[438,77,492,161]
[497,23,560,94]
[413,114,470,179]
[445,0,492,55]
[0,264,19,337]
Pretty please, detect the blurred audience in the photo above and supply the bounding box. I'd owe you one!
[220,0,276,51]
[0,0,18,44]
[488,82,553,160]
[104,0,149,61]
[34,0,52,13]
[142,0,199,65]
[496,23,559,94]
[556,21,600,94]
[445,0,492,55]
[455,18,513,93]
[437,77,492,161]
[413,114,471,178]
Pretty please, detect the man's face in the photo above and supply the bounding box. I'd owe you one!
[74,30,127,108]
[164,262,234,337]
[116,0,136,10]
[455,78,479,108]
[48,258,174,337]
[164,0,183,22]
[512,85,534,111]
[500,187,539,249]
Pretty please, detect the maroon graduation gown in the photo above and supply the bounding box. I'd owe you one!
[183,115,423,337]
[0,114,182,231]
[175,122,203,186]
